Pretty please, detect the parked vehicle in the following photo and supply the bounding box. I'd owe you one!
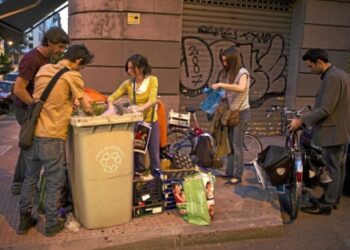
[3,71,18,83]
[0,80,14,111]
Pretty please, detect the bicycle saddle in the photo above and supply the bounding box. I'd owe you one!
[185,106,201,113]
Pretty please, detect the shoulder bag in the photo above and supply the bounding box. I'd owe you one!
[19,67,70,150]
[227,98,244,127]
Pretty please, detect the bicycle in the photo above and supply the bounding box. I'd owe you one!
[167,106,262,166]
[263,105,311,222]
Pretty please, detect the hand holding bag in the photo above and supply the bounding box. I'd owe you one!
[19,67,70,150]
[132,79,156,154]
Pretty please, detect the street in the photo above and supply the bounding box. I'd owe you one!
[1,114,350,250]
[180,195,350,250]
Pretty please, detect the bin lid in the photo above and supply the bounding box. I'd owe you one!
[70,113,143,127]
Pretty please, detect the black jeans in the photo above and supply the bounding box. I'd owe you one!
[321,143,348,208]
[12,106,27,184]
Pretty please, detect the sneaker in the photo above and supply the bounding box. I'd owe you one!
[45,220,65,237]
[320,168,332,184]
[301,204,332,215]
[11,182,21,195]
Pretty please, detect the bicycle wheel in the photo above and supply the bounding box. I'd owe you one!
[167,128,194,156]
[287,168,301,221]
[243,134,263,165]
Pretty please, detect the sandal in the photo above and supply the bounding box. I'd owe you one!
[224,178,241,186]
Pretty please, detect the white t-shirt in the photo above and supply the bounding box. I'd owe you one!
[226,67,250,111]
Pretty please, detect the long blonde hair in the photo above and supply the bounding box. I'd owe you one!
[222,47,243,83]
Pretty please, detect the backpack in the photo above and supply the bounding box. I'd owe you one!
[193,133,214,168]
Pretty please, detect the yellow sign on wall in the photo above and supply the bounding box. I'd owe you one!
[128,13,141,25]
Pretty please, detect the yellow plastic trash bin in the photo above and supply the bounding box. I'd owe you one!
[68,113,142,229]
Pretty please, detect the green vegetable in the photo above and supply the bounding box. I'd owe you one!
[92,102,107,116]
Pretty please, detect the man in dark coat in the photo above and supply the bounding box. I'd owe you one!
[289,48,350,215]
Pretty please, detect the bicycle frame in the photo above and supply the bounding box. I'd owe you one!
[168,106,262,168]
[266,105,310,222]
[191,110,204,136]
[167,107,212,156]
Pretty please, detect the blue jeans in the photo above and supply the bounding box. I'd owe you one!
[134,121,160,171]
[19,137,65,228]
[226,120,247,179]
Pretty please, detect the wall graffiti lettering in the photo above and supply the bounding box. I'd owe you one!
[180,25,288,108]
[198,25,272,43]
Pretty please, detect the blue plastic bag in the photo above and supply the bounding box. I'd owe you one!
[200,88,225,115]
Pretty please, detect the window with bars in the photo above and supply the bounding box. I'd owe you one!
[184,0,293,12]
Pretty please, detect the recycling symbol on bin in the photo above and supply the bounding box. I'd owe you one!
[99,151,122,173]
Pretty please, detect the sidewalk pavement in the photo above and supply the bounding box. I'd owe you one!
[0,115,285,250]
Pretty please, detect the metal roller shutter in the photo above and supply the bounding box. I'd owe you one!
[180,0,293,136]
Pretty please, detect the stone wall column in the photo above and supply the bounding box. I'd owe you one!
[68,0,183,110]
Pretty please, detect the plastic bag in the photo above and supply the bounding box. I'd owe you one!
[134,122,152,154]
[201,172,215,220]
[200,88,225,115]
[182,173,211,225]
[65,212,80,232]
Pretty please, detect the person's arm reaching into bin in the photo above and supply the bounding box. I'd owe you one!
[103,81,129,116]
[79,96,93,115]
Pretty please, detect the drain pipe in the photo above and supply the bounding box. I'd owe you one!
[0,0,42,20]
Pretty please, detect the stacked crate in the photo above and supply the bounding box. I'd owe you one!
[154,164,199,211]
[132,176,163,218]
[162,179,181,210]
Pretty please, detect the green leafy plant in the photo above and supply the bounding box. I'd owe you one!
[0,53,13,75]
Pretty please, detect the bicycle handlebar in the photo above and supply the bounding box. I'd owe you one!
[266,105,311,118]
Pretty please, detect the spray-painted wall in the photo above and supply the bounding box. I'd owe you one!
[179,0,293,135]
[67,0,350,136]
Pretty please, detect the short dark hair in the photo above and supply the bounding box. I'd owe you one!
[41,27,70,46]
[124,54,152,76]
[64,44,94,66]
[302,49,329,63]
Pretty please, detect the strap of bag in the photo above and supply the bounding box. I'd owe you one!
[39,67,70,102]
[133,78,136,105]
[133,78,156,123]
[237,97,245,110]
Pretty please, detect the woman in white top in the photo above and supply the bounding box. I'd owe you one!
[212,47,250,185]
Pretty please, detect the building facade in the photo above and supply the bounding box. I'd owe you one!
[68,0,350,135]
